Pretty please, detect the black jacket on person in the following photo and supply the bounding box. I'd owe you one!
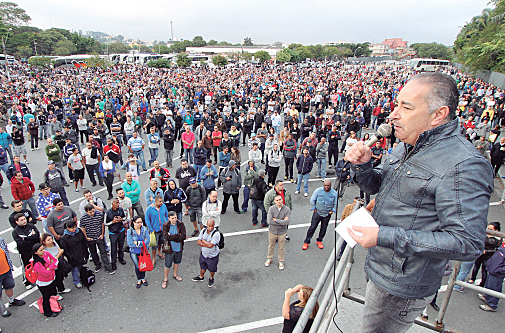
[12,223,40,255]
[60,229,89,267]
[490,142,505,163]
[250,176,269,201]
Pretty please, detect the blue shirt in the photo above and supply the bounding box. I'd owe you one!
[310,187,338,217]
[169,224,181,252]
[127,137,144,152]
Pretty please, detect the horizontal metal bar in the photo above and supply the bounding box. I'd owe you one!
[454,281,505,300]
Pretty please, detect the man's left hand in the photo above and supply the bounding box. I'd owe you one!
[347,226,379,249]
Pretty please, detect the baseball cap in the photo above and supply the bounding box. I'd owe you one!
[38,183,49,190]
[189,177,197,184]
[48,160,54,165]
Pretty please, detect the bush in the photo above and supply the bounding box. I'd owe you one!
[147,58,171,68]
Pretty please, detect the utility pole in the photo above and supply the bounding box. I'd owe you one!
[34,41,38,56]
[1,28,12,81]
[170,21,174,41]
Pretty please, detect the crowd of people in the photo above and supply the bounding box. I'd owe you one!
[0,60,503,329]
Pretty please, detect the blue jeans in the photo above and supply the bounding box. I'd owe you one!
[484,274,504,310]
[362,280,433,333]
[296,173,310,193]
[51,188,69,206]
[242,186,250,211]
[184,148,194,164]
[194,164,204,182]
[304,211,331,244]
[453,261,475,291]
[148,147,158,165]
[71,265,83,285]
[251,199,267,225]
[0,163,9,182]
[132,150,147,170]
[317,158,326,179]
[130,253,146,281]
[22,196,39,218]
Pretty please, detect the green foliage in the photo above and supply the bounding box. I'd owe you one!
[454,1,505,73]
[288,43,303,50]
[212,54,228,67]
[241,51,253,61]
[176,53,191,67]
[28,56,54,68]
[192,36,206,47]
[107,41,130,54]
[208,39,218,45]
[85,55,112,70]
[218,41,233,46]
[0,2,30,26]
[275,48,291,62]
[254,50,271,63]
[295,46,313,60]
[52,39,76,56]
[243,37,253,46]
[147,58,171,68]
[410,43,452,60]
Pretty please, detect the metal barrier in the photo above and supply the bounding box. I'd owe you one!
[293,203,505,333]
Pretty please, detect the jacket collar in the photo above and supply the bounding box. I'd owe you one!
[407,119,459,151]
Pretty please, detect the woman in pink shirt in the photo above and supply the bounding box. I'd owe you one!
[32,243,62,317]
[181,125,196,164]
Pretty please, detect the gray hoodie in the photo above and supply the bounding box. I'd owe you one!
[219,160,242,194]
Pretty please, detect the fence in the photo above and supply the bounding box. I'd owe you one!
[453,63,505,90]
[293,200,505,333]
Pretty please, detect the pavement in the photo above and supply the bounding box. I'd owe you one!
[0,129,503,333]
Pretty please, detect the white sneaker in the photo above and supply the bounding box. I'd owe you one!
[75,283,82,289]
[264,259,272,267]
[279,262,285,270]
[295,191,300,195]
[75,189,79,192]
[70,179,73,183]
[58,288,71,294]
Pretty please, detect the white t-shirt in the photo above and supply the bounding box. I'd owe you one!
[119,197,132,220]
[82,147,99,165]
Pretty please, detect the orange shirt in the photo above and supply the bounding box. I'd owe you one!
[0,248,11,275]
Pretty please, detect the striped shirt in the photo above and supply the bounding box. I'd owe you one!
[127,137,144,152]
[80,211,104,240]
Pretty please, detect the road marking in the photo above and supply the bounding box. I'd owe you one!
[489,202,503,206]
[4,285,39,308]
[198,316,283,333]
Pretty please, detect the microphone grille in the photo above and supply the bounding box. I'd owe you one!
[377,123,392,138]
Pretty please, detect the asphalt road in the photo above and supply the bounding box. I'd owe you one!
[0,130,503,333]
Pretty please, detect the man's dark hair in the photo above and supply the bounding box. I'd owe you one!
[410,72,458,121]
[83,189,92,196]
[14,213,25,222]
[154,195,163,201]
[168,211,177,218]
[53,198,63,206]
[65,221,77,229]
[11,200,22,207]
[181,158,187,163]
[84,204,94,212]
[489,221,501,232]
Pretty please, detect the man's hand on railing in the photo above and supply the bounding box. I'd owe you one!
[347,226,379,249]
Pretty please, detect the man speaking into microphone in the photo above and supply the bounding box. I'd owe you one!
[345,73,494,333]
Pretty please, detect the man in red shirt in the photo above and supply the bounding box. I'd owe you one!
[103,138,122,181]
[372,106,381,129]
[11,171,39,219]
[149,161,170,191]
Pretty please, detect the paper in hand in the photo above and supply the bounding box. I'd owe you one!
[335,207,379,248]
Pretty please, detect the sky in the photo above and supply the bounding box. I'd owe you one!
[16,0,491,46]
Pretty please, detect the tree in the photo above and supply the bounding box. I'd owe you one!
[52,40,76,56]
[288,43,303,50]
[28,56,54,68]
[15,45,31,58]
[212,54,228,67]
[272,41,282,48]
[411,42,452,60]
[108,41,130,54]
[85,55,112,70]
[275,48,291,62]
[241,51,253,62]
[176,53,191,67]
[295,46,313,60]
[0,2,30,26]
[208,39,218,45]
[156,44,171,54]
[192,36,207,47]
[254,50,271,63]
[147,58,171,68]
[218,41,232,46]
[243,37,253,46]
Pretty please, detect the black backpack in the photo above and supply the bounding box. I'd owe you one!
[486,247,505,278]
[79,266,96,291]
[249,183,260,200]
[202,227,225,249]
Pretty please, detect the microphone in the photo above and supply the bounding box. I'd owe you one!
[364,123,392,148]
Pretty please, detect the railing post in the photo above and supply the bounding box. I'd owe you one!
[436,261,461,328]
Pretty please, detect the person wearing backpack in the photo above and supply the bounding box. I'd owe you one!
[32,243,61,317]
[59,221,88,289]
[192,219,221,288]
[127,216,150,289]
[250,170,269,227]
[184,177,206,237]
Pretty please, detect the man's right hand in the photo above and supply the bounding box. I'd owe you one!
[344,141,371,165]
[55,234,61,240]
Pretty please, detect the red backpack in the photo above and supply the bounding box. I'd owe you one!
[25,262,38,283]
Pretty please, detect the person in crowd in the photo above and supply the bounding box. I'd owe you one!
[36,183,60,233]
[220,160,242,214]
[122,153,141,181]
[295,147,313,197]
[267,143,282,187]
[371,142,383,168]
[6,155,31,181]
[0,126,14,164]
[473,136,490,156]
[63,138,78,183]
[249,142,262,166]
[315,137,328,181]
[202,190,222,229]
[163,127,175,168]
[242,160,259,213]
[145,195,169,267]
[161,211,186,288]
[199,159,218,196]
[302,180,338,250]
[217,146,230,188]
[147,126,161,166]
[67,147,85,192]
[80,204,113,274]
[282,284,319,333]
[185,177,206,237]
[103,137,122,181]
[32,243,60,317]
[117,188,133,229]
[490,136,505,176]
[149,160,170,192]
[468,222,502,287]
[344,72,494,332]
[127,131,147,171]
[265,195,291,270]
[11,126,28,164]
[126,216,150,289]
[9,199,37,229]
[327,125,341,167]
[11,170,39,218]
[334,158,350,197]
[250,169,269,227]
[41,233,71,294]
[175,158,197,191]
[478,238,505,312]
[181,125,195,164]
[192,219,220,288]
[163,179,187,221]
[283,133,297,182]
[44,160,69,205]
[145,179,164,206]
[121,172,144,220]
[82,141,104,187]
[230,146,241,170]
[0,236,26,318]
[46,198,77,243]
[99,155,116,199]
[12,213,40,289]
[264,180,293,241]
[105,198,127,270]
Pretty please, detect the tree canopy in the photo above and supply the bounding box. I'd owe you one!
[410,43,452,60]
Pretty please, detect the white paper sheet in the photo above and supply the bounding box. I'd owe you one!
[335,207,379,248]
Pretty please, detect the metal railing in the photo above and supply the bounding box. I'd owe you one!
[293,202,505,333]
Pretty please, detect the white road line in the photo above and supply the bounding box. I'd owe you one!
[489,202,503,206]
[198,316,283,333]
[4,285,39,308]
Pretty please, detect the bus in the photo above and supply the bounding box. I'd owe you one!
[126,53,162,64]
[0,54,15,64]
[408,58,451,72]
